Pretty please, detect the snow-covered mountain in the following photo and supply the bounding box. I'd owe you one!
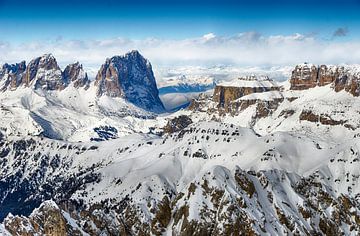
[0,59,360,235]
[0,51,164,141]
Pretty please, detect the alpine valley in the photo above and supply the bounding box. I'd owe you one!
[0,51,360,236]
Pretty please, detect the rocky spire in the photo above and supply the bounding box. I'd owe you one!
[22,54,65,90]
[62,62,90,89]
[95,50,165,113]
[0,61,26,91]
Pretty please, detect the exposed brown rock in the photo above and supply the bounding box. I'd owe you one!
[23,54,65,90]
[234,169,256,198]
[198,77,283,120]
[318,64,338,86]
[290,64,318,90]
[290,63,360,96]
[163,115,193,134]
[94,50,165,112]
[188,78,283,121]
[225,97,283,119]
[299,110,348,126]
[3,201,79,236]
[213,79,280,112]
[62,62,90,89]
[2,168,360,236]
[278,109,295,118]
[0,61,26,91]
[1,54,92,92]
[188,93,216,114]
[151,196,171,235]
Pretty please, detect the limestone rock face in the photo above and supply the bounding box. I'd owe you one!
[95,50,165,113]
[62,62,89,89]
[290,63,318,90]
[318,65,340,86]
[3,200,81,236]
[188,76,283,120]
[290,63,360,96]
[213,76,280,113]
[0,61,26,91]
[22,54,65,90]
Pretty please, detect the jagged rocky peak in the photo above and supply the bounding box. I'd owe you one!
[95,50,165,113]
[290,63,360,96]
[23,53,65,90]
[213,75,280,112]
[0,61,26,91]
[3,200,82,235]
[63,62,89,89]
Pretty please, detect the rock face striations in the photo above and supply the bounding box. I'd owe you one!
[290,63,360,96]
[0,61,26,91]
[0,54,90,91]
[0,51,165,114]
[62,62,89,89]
[24,54,65,90]
[3,200,76,236]
[189,76,283,119]
[213,75,280,110]
[95,50,165,113]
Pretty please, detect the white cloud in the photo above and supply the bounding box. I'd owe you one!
[1,32,360,76]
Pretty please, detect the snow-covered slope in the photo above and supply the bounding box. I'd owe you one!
[0,84,157,141]
[0,121,359,235]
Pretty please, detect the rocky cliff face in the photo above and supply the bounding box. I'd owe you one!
[290,63,360,96]
[62,62,90,89]
[0,54,90,91]
[0,61,26,91]
[1,51,164,112]
[202,76,282,118]
[290,63,319,90]
[3,200,83,236]
[22,54,65,90]
[95,50,165,113]
[213,76,280,112]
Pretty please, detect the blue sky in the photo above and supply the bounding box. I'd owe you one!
[0,0,360,67]
[0,0,359,41]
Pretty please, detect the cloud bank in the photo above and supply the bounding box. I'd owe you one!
[0,32,359,73]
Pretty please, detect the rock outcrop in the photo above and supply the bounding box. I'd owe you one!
[23,54,65,90]
[0,61,26,91]
[189,76,283,118]
[213,76,281,113]
[163,115,193,133]
[3,200,83,236]
[62,62,89,89]
[1,51,164,112]
[0,54,90,91]
[290,63,319,90]
[95,50,165,113]
[290,63,360,96]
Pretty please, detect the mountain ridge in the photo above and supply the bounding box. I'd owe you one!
[0,50,164,113]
